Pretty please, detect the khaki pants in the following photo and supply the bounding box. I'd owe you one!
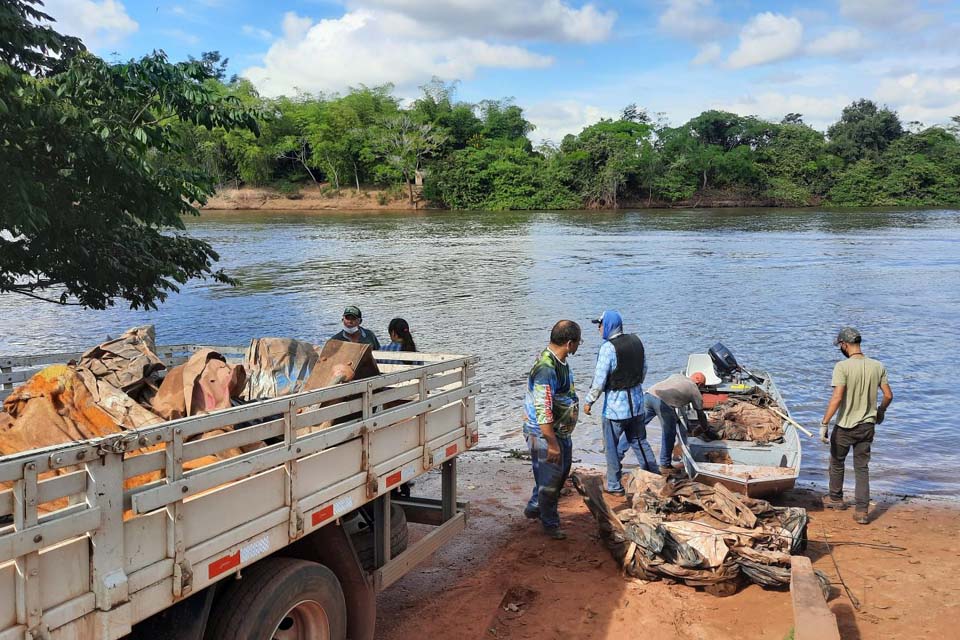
[828,421,875,512]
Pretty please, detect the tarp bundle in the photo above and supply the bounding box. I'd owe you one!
[151,349,246,421]
[0,327,168,456]
[1,330,392,518]
[572,470,829,597]
[243,338,320,400]
[702,388,785,444]
[0,329,248,511]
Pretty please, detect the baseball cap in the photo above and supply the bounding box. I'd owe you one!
[834,327,861,345]
[343,305,362,319]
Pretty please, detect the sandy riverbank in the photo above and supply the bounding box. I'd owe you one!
[202,187,424,211]
[376,451,960,639]
[200,186,782,212]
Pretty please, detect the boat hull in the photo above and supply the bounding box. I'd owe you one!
[676,365,801,498]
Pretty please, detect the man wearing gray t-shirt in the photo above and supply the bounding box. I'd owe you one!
[629,373,710,473]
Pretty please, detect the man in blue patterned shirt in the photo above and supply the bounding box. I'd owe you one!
[583,310,658,495]
[522,320,581,540]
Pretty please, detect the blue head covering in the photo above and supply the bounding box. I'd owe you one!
[599,310,623,341]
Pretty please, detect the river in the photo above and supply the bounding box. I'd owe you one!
[2,208,958,497]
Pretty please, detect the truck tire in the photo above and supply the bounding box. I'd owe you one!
[204,557,346,640]
[350,503,409,570]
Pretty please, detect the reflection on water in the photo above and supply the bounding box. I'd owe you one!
[2,208,959,496]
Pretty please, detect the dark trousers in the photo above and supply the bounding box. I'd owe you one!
[828,421,875,512]
[526,435,573,530]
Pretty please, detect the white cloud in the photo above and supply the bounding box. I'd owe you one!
[282,12,314,41]
[243,10,553,98]
[692,42,722,65]
[875,70,960,125]
[351,0,616,43]
[727,13,803,69]
[43,0,138,50]
[525,100,615,144]
[806,29,868,57]
[717,92,852,129]
[839,0,934,32]
[242,25,274,41]
[658,0,726,40]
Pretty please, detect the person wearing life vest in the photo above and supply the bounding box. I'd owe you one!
[583,310,657,495]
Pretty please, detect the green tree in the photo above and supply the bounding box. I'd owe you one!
[479,100,535,144]
[0,0,259,309]
[559,119,653,207]
[426,139,576,210]
[760,123,837,205]
[879,127,960,205]
[376,115,446,203]
[827,99,904,163]
[827,161,884,205]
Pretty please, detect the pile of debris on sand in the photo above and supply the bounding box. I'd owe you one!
[573,470,829,597]
[0,327,380,510]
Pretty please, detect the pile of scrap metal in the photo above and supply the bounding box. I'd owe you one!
[572,470,829,597]
[700,387,785,444]
[0,327,380,511]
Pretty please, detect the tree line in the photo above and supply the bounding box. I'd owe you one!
[3,0,959,312]
[177,65,960,210]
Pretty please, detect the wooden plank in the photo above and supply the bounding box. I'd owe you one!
[790,556,840,640]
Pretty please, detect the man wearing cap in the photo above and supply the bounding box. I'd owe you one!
[583,310,657,495]
[523,320,582,540]
[636,372,711,474]
[819,327,893,524]
[329,306,381,349]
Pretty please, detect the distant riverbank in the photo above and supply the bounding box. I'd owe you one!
[201,186,789,211]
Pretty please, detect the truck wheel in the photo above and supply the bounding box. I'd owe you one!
[204,557,346,640]
[350,503,409,570]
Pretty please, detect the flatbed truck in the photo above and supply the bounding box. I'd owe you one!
[0,344,479,639]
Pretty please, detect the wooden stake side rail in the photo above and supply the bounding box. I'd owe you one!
[0,348,480,640]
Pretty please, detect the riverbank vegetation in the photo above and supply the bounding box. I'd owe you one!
[1,2,260,309]
[175,68,960,210]
[3,0,959,309]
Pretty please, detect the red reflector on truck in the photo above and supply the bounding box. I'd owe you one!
[208,551,240,579]
[311,504,334,526]
[445,444,458,457]
[386,471,402,488]
[470,432,479,445]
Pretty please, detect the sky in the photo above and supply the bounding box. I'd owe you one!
[41,0,960,144]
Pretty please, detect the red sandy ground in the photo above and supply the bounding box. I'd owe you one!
[376,452,960,640]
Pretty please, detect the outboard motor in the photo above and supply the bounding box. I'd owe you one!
[708,343,739,378]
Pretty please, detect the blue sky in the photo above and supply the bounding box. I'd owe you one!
[43,0,960,143]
